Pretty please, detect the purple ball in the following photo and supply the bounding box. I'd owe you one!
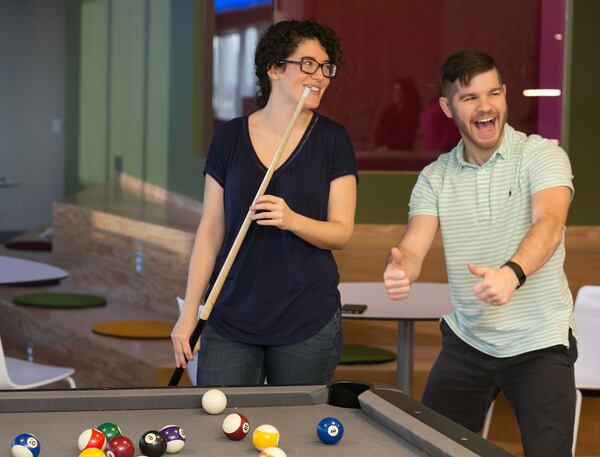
[159,425,186,453]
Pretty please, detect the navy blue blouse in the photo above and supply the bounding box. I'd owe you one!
[203,113,358,345]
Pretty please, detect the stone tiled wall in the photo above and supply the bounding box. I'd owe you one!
[52,202,193,317]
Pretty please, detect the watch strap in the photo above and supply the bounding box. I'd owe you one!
[502,261,526,289]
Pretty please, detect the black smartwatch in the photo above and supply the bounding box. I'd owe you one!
[502,261,526,289]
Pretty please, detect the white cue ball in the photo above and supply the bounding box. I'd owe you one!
[201,389,227,414]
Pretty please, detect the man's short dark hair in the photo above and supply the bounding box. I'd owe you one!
[440,49,501,96]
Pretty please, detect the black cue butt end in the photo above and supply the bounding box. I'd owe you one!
[167,319,207,387]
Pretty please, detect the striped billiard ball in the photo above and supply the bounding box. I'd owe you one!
[78,428,107,451]
[11,433,40,457]
[222,413,250,441]
[159,425,186,453]
[251,424,280,450]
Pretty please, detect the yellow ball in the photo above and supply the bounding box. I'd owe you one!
[79,449,106,457]
[252,424,280,451]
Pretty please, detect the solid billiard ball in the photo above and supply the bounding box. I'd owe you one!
[201,389,227,414]
[258,447,287,457]
[159,425,186,453]
[79,449,107,457]
[79,428,108,451]
[138,430,167,457]
[316,417,344,445]
[106,436,135,457]
[222,413,250,440]
[11,433,40,457]
[98,422,123,443]
[251,424,280,450]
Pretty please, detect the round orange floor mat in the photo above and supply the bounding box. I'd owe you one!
[92,320,174,339]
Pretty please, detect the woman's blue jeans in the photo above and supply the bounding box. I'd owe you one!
[196,309,343,386]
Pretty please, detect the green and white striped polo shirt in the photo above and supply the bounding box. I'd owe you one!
[409,124,574,357]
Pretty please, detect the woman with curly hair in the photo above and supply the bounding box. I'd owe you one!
[171,20,357,386]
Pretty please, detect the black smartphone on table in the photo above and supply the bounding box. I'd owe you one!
[341,303,367,314]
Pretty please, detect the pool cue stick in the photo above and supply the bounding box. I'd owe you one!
[169,85,313,386]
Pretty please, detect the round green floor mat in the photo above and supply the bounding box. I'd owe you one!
[13,292,106,309]
[340,344,397,364]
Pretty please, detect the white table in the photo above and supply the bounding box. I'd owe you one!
[0,255,69,285]
[339,282,454,396]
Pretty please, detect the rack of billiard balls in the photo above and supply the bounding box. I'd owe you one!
[10,422,185,457]
[76,424,185,457]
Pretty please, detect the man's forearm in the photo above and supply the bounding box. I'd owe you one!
[510,215,565,278]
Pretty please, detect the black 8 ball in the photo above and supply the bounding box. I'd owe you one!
[139,430,167,457]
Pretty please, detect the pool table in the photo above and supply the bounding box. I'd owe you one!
[0,382,513,457]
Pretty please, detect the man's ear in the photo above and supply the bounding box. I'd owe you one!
[439,96,453,119]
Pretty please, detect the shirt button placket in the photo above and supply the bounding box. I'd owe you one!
[476,168,491,223]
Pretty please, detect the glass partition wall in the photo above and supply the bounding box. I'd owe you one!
[273,0,566,170]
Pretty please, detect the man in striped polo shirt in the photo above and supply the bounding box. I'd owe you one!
[384,49,575,456]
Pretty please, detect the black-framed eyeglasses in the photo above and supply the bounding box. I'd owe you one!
[276,58,337,78]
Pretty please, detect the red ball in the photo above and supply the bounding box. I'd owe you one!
[78,428,107,451]
[222,413,250,440]
[106,436,135,457]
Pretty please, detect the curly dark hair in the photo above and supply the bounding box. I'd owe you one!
[254,20,343,109]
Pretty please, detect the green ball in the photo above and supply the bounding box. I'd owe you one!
[97,422,122,443]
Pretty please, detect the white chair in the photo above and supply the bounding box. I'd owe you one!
[572,285,600,453]
[0,337,76,389]
[176,297,203,386]
[482,285,600,456]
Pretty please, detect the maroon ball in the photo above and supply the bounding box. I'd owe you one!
[222,413,250,441]
[106,436,135,457]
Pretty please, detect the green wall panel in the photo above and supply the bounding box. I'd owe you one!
[355,172,418,224]
[167,0,205,201]
[109,0,145,179]
[78,0,109,187]
[64,0,81,196]
[71,0,204,199]
[145,0,170,189]
[564,0,600,225]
